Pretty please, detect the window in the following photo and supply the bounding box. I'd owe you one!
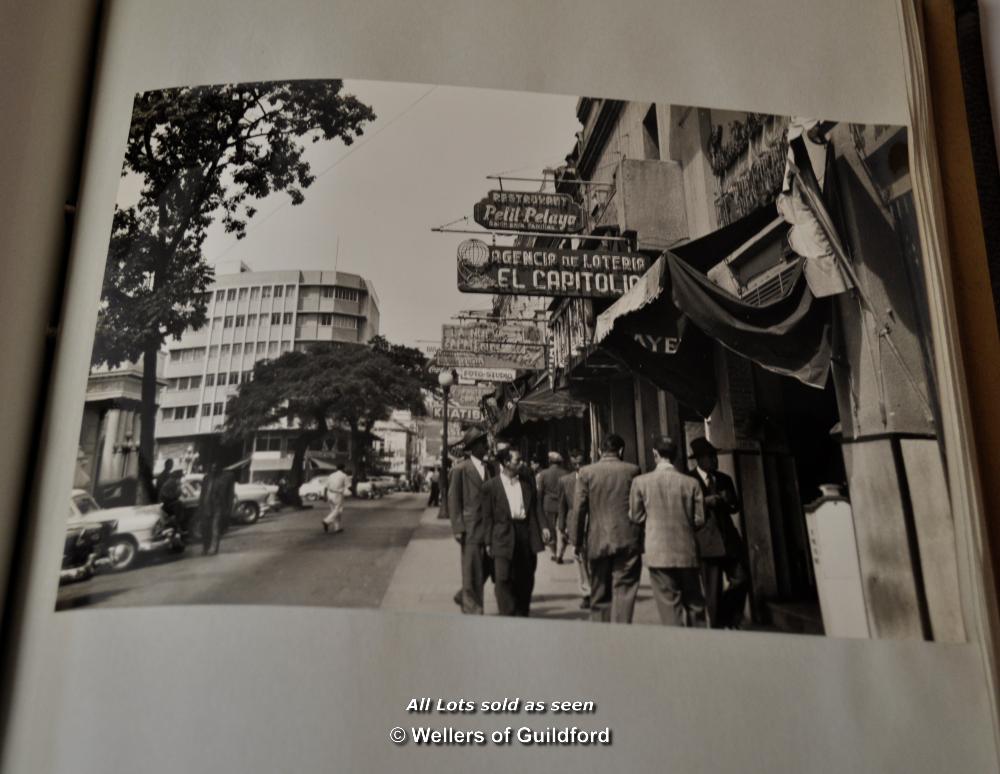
[232,343,243,355]
[185,405,198,419]
[273,285,284,298]
[256,342,266,355]
[177,377,188,390]
[332,314,359,329]
[285,284,296,297]
[250,287,260,301]
[170,350,181,362]
[212,316,222,327]
[238,288,248,300]
[280,341,291,354]
[261,286,272,299]
[209,345,219,359]
[268,342,278,356]
[190,375,201,388]
[335,287,359,301]
[213,402,224,416]
[248,314,257,327]
[206,373,215,387]
[642,104,661,160]
[162,407,174,420]
[217,372,226,385]
[229,371,239,385]
[271,312,281,325]
[202,403,211,416]
[220,344,231,357]
[320,314,332,326]
[282,312,293,325]
[226,289,237,301]
[215,290,225,301]
[235,315,245,327]
[322,287,334,298]
[224,316,234,328]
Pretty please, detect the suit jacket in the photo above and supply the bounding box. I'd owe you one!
[629,464,704,568]
[570,453,642,559]
[557,471,579,537]
[197,471,235,522]
[447,457,492,544]
[537,464,569,516]
[689,468,744,559]
[481,475,546,559]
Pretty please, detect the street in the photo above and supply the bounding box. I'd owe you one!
[57,492,663,623]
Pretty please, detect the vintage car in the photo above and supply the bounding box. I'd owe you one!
[298,475,328,502]
[69,489,181,571]
[60,520,115,583]
[182,474,278,524]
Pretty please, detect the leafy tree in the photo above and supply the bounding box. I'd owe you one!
[223,341,426,495]
[91,81,376,498]
[369,334,437,392]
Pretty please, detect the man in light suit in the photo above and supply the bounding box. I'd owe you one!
[537,451,570,563]
[482,448,551,616]
[558,449,590,609]
[568,434,642,623]
[448,427,493,615]
[630,434,707,627]
[689,437,748,629]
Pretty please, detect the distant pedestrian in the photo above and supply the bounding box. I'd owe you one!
[155,458,175,500]
[559,449,590,609]
[448,427,494,615]
[482,448,550,616]
[630,435,706,627]
[198,462,235,555]
[159,469,184,528]
[569,434,641,623]
[427,469,440,507]
[538,451,569,563]
[689,438,749,629]
[322,462,348,534]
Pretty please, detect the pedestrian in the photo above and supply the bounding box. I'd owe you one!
[155,458,175,500]
[448,427,494,615]
[538,451,569,563]
[322,461,348,534]
[689,437,749,629]
[427,469,440,507]
[630,435,707,627]
[568,434,642,623]
[559,449,590,609]
[482,448,550,616]
[197,461,235,555]
[159,468,185,530]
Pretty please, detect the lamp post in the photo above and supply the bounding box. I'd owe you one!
[438,368,456,519]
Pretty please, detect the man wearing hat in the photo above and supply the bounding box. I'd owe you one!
[689,437,749,629]
[448,427,494,615]
[629,435,706,626]
[537,451,570,563]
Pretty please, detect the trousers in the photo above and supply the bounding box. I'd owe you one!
[588,548,642,623]
[494,519,538,616]
[648,567,707,627]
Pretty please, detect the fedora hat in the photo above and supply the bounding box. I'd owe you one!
[688,437,718,458]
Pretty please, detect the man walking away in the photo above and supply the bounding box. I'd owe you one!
[198,461,235,555]
[689,438,749,629]
[538,451,569,564]
[559,449,590,609]
[322,462,348,534]
[630,435,707,627]
[483,448,550,616]
[155,458,175,500]
[448,428,493,615]
[569,434,642,623]
[427,469,440,507]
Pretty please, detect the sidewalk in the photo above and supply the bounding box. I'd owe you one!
[380,507,661,624]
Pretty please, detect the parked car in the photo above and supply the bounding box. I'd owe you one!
[355,480,378,499]
[69,489,182,571]
[183,474,278,524]
[298,476,328,502]
[372,476,398,496]
[60,520,115,583]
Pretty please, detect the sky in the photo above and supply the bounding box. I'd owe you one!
[194,80,582,348]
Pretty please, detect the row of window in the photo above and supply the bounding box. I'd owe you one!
[320,286,360,301]
[207,341,292,359]
[169,347,207,363]
[162,402,227,421]
[215,285,296,303]
[167,376,202,391]
[216,312,294,329]
[317,314,359,329]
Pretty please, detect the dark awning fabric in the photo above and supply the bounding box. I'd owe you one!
[516,384,587,423]
[672,203,780,273]
[667,252,832,388]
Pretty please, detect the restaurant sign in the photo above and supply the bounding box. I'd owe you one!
[457,239,649,298]
[473,190,583,234]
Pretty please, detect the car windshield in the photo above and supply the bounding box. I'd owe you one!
[72,494,102,515]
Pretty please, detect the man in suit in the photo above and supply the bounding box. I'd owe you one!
[558,449,590,609]
[689,437,749,629]
[482,448,551,616]
[630,435,707,626]
[197,461,236,556]
[448,427,493,615]
[537,451,570,564]
[568,434,642,623]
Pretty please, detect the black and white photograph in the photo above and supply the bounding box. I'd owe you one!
[56,77,961,641]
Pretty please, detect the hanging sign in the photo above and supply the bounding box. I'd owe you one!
[449,384,495,404]
[473,190,584,233]
[429,403,483,422]
[456,367,517,383]
[432,350,526,369]
[457,239,649,298]
[442,323,542,350]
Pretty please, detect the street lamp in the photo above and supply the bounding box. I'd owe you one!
[438,369,456,519]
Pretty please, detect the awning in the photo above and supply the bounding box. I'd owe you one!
[594,256,669,345]
[516,384,587,423]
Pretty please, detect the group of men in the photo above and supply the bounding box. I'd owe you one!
[446,427,749,628]
[154,458,235,555]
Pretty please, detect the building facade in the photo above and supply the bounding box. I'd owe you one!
[156,262,380,480]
